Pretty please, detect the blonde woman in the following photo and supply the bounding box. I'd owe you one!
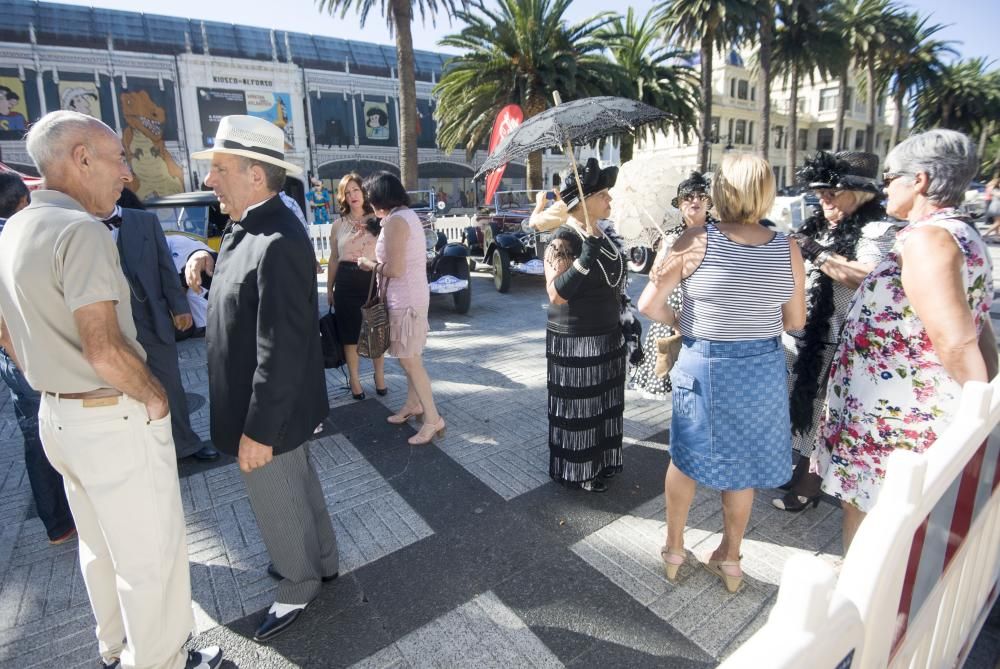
[327,173,386,399]
[638,154,805,593]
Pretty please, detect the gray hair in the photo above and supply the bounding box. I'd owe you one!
[25,110,112,177]
[885,129,978,207]
[236,156,286,193]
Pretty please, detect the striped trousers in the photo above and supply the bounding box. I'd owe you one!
[241,444,339,605]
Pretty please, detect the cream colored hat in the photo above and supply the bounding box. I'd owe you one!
[192,115,302,175]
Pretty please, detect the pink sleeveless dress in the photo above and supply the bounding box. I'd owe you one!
[375,207,430,358]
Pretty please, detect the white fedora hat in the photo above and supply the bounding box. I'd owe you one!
[192,115,302,176]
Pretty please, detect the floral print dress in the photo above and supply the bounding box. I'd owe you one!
[812,210,993,512]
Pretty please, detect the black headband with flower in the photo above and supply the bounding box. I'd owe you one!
[797,151,881,194]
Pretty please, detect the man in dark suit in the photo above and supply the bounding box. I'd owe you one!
[98,190,219,461]
[186,115,336,643]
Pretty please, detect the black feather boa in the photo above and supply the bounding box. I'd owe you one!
[789,198,885,435]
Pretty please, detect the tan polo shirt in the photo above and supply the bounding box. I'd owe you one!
[0,190,144,393]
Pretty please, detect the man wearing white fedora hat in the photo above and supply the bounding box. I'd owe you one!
[186,115,336,643]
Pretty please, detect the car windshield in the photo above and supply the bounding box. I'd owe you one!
[493,190,545,211]
[151,205,210,238]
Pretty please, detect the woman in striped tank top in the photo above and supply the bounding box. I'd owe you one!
[638,154,805,593]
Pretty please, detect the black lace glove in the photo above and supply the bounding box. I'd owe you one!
[790,233,828,262]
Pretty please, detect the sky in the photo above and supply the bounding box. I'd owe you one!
[57,0,996,66]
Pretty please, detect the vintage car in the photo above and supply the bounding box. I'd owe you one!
[409,190,472,314]
[465,190,549,293]
[144,190,227,250]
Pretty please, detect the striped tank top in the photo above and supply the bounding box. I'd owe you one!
[679,223,794,341]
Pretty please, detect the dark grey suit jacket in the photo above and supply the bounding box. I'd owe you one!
[206,195,328,457]
[118,208,190,346]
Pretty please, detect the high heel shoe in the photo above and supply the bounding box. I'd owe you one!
[374,375,388,396]
[408,416,445,445]
[704,557,743,593]
[660,547,686,582]
[771,492,820,512]
[352,391,366,401]
[387,408,423,425]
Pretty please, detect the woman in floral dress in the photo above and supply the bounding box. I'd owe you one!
[630,173,714,397]
[812,129,997,551]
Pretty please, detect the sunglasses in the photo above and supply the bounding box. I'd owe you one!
[882,171,913,187]
[680,194,709,203]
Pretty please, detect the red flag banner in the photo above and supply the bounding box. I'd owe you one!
[483,104,523,207]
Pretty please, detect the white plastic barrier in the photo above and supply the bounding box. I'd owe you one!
[308,223,333,264]
[721,378,1000,669]
[434,215,472,243]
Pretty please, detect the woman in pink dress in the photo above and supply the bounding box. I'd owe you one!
[358,172,444,445]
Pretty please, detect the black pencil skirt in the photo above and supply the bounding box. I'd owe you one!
[333,261,372,345]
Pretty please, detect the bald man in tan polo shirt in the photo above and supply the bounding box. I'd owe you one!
[0,111,222,669]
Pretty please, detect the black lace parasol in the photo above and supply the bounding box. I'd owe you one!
[473,96,670,180]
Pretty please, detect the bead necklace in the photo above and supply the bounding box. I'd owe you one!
[565,220,624,288]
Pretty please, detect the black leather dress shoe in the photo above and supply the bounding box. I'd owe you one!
[253,608,302,643]
[266,563,338,582]
[192,445,220,461]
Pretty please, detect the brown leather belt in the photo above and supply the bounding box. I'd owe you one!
[44,388,123,407]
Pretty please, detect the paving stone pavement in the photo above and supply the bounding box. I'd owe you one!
[1,242,999,668]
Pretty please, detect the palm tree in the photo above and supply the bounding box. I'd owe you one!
[772,0,845,182]
[831,0,903,153]
[914,58,997,133]
[882,12,955,147]
[657,0,758,172]
[433,0,623,190]
[316,0,466,190]
[599,8,700,162]
[754,0,776,160]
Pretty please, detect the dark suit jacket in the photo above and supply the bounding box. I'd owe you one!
[206,195,328,456]
[118,208,190,346]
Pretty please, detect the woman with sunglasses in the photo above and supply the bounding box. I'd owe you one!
[630,173,715,398]
[771,151,899,513]
[812,129,996,551]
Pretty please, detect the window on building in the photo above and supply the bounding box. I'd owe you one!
[737,80,749,100]
[875,133,882,153]
[730,79,736,97]
[854,129,866,150]
[728,118,734,143]
[819,88,839,112]
[734,119,747,144]
[711,116,720,142]
[797,97,807,114]
[750,86,756,102]
[845,87,853,111]
[798,128,808,150]
[843,128,852,150]
[774,125,784,149]
[748,121,755,145]
[817,128,834,150]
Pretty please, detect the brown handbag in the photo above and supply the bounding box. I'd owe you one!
[358,269,390,359]
[654,334,684,378]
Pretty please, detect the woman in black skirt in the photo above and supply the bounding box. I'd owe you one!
[326,172,386,399]
[542,158,626,493]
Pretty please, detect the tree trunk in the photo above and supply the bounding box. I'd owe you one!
[620,134,635,163]
[757,0,774,161]
[977,121,994,163]
[523,93,548,192]
[787,64,800,187]
[864,59,877,153]
[891,87,905,147]
[834,64,848,151]
[392,0,419,190]
[699,33,714,172]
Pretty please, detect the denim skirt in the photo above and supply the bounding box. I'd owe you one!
[669,336,791,490]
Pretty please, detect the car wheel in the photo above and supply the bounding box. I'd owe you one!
[627,246,655,274]
[453,282,471,314]
[492,248,511,293]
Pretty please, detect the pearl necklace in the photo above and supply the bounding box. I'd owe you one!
[565,220,624,288]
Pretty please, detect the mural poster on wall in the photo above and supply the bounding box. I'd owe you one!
[58,82,100,118]
[0,77,29,138]
[120,80,184,199]
[363,102,390,142]
[246,91,294,151]
[197,88,247,147]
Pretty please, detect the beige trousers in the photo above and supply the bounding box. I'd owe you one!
[39,394,192,669]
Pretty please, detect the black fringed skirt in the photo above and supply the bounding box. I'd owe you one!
[547,328,626,484]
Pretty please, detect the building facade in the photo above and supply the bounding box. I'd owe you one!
[640,49,900,190]
[0,0,538,215]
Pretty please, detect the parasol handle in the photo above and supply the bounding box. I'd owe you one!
[553,92,597,237]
